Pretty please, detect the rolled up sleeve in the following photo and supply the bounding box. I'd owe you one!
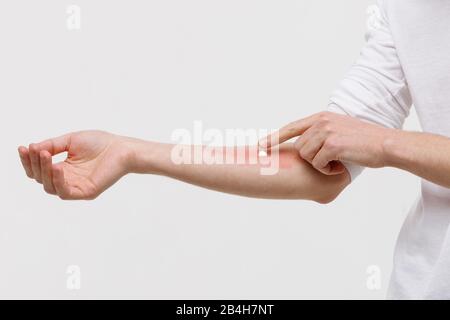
[327,0,412,181]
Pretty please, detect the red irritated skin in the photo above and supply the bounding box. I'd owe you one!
[169,145,296,169]
[127,141,346,201]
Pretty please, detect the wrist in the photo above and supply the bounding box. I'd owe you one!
[119,136,160,175]
[381,129,408,168]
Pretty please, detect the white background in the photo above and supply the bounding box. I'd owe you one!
[0,0,421,299]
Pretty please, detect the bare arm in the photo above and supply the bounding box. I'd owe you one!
[18,130,350,202]
[128,140,349,202]
[383,130,450,189]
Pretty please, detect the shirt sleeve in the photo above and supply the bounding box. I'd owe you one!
[327,0,413,182]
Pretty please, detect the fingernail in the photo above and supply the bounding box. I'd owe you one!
[258,149,268,157]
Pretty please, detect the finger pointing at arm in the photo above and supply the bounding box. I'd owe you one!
[258,113,319,150]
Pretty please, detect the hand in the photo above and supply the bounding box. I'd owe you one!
[259,111,394,175]
[18,130,132,200]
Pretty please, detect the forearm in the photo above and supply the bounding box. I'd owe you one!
[384,130,450,188]
[126,139,350,202]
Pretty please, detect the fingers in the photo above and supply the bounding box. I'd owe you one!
[19,134,71,182]
[311,146,345,175]
[258,111,348,176]
[29,143,42,183]
[40,150,56,195]
[314,160,346,176]
[328,161,346,175]
[19,146,61,196]
[295,132,326,163]
[18,146,33,178]
[259,113,318,150]
[19,134,71,198]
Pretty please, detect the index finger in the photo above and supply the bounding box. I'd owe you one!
[259,114,318,150]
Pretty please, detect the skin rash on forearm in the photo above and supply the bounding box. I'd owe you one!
[130,141,350,202]
[170,144,297,169]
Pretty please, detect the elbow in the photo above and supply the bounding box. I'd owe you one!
[312,170,351,204]
[313,192,340,205]
[311,181,348,205]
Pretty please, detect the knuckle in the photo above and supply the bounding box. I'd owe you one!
[299,147,306,157]
[318,112,330,121]
[28,146,35,155]
[29,143,38,154]
[299,149,312,161]
[323,125,333,134]
[317,118,330,128]
[312,159,321,169]
[324,137,340,151]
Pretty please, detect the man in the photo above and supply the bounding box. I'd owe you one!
[18,0,450,299]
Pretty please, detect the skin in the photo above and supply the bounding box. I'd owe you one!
[17,129,349,202]
[17,111,450,202]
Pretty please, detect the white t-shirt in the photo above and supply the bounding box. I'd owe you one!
[328,0,450,299]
